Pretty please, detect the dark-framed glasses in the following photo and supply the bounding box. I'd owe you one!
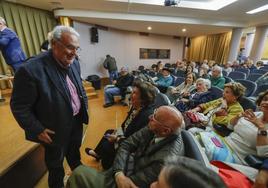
[149,109,169,128]
[56,40,81,53]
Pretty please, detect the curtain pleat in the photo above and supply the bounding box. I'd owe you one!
[187,32,232,65]
[0,1,57,89]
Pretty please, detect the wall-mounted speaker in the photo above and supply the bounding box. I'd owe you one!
[90,27,98,43]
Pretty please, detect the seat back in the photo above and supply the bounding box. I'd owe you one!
[247,73,262,82]
[239,97,257,111]
[152,92,170,109]
[228,71,247,80]
[181,130,207,166]
[235,79,257,97]
[223,76,233,84]
[210,86,223,100]
[222,70,228,77]
[174,77,185,86]
[175,69,185,77]
[253,84,268,97]
[234,68,250,77]
[251,69,267,74]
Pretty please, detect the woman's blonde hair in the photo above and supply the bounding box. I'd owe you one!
[224,82,246,100]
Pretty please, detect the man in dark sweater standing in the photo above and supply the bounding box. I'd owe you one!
[103,54,118,84]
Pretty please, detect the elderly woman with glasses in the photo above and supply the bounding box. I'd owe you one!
[175,78,212,113]
[85,81,156,169]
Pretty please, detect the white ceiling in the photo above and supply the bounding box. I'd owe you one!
[7,0,268,37]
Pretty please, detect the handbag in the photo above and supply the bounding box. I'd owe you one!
[183,111,209,129]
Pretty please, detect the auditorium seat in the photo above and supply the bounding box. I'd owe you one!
[235,79,257,97]
[247,73,262,82]
[173,77,185,86]
[228,71,247,80]
[234,68,250,77]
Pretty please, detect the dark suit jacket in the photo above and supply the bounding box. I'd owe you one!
[10,50,88,146]
[105,127,184,188]
[0,28,26,66]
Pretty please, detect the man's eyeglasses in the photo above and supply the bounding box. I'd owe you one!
[56,40,81,53]
[149,109,169,128]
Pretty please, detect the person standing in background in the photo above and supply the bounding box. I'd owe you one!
[103,54,118,84]
[10,25,89,188]
[0,16,26,72]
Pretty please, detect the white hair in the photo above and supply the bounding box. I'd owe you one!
[51,25,80,41]
[201,64,209,70]
[212,65,222,73]
[0,17,6,25]
[196,78,211,89]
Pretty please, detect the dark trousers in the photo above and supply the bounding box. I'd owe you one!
[44,115,83,188]
[94,129,116,169]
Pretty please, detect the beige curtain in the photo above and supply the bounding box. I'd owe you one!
[187,32,232,65]
[0,1,57,89]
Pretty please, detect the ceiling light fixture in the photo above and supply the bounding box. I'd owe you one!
[246,4,268,14]
[147,26,152,30]
[182,28,186,32]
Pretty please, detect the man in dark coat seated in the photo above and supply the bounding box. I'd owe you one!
[67,106,185,188]
[103,66,134,108]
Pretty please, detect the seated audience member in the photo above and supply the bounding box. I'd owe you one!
[256,61,264,69]
[155,68,173,93]
[103,66,133,108]
[225,90,268,164]
[210,65,225,89]
[85,81,156,169]
[223,61,233,75]
[189,82,245,128]
[254,159,268,188]
[150,156,227,188]
[246,59,256,70]
[198,64,210,79]
[175,78,212,112]
[196,91,268,165]
[256,72,268,87]
[232,60,240,68]
[174,60,186,73]
[156,61,164,73]
[166,73,196,103]
[67,106,185,188]
[208,60,216,69]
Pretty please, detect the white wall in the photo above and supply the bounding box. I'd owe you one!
[73,21,184,78]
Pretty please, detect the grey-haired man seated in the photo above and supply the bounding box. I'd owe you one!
[67,106,184,188]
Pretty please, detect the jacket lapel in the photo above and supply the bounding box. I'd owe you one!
[145,134,178,156]
[44,53,70,104]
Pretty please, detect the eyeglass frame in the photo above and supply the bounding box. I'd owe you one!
[55,39,81,53]
[149,108,170,129]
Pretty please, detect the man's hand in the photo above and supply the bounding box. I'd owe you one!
[115,173,138,188]
[37,129,55,144]
[253,170,268,188]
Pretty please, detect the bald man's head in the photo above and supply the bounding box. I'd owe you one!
[148,106,183,137]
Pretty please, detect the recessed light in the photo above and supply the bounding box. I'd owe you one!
[147,26,152,30]
[182,28,187,32]
[247,4,268,14]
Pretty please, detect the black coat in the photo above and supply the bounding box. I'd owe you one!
[106,127,184,188]
[10,50,89,146]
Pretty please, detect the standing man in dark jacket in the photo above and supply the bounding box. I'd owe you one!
[67,106,185,188]
[103,54,118,84]
[10,26,89,188]
[0,16,26,72]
